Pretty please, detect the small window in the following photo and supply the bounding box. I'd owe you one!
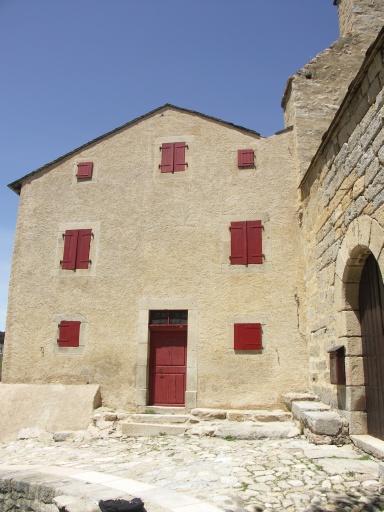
[234,323,262,350]
[159,143,188,173]
[238,149,254,169]
[149,310,188,325]
[169,310,188,324]
[230,220,263,265]
[76,162,93,180]
[58,321,80,347]
[61,229,92,270]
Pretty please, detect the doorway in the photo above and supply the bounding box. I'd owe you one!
[148,310,187,406]
[359,254,384,439]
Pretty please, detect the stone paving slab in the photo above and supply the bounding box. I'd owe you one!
[0,434,383,511]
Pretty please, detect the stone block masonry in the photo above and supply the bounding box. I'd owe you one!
[283,0,384,182]
[300,27,384,427]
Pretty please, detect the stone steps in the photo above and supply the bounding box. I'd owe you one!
[119,407,296,438]
[191,408,292,422]
[120,422,188,437]
[140,406,186,415]
[125,413,191,424]
[94,397,348,443]
[284,394,348,444]
[190,420,300,439]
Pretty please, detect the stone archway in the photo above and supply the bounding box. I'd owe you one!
[334,215,384,434]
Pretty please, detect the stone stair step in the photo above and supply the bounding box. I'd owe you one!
[191,408,291,422]
[140,406,186,415]
[351,435,384,460]
[282,392,319,410]
[226,409,291,422]
[291,400,330,421]
[191,408,227,420]
[304,410,343,437]
[125,414,191,424]
[210,421,300,440]
[120,422,187,437]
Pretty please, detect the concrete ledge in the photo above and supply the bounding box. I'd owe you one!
[351,434,384,459]
[0,383,101,442]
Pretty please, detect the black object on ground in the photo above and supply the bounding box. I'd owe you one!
[99,498,147,512]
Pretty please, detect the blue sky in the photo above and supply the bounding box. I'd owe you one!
[0,0,338,330]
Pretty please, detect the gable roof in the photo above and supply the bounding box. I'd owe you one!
[8,103,262,194]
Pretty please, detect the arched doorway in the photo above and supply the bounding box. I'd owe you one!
[359,254,384,439]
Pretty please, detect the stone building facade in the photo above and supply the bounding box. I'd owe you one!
[2,0,384,437]
[300,26,384,436]
[3,108,306,410]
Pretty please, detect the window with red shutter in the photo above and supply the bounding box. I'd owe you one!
[76,229,92,269]
[246,221,263,264]
[238,149,254,168]
[76,162,93,180]
[234,323,262,350]
[173,143,188,172]
[58,321,81,347]
[230,221,247,265]
[61,229,92,270]
[159,143,187,173]
[230,220,263,265]
[61,230,79,270]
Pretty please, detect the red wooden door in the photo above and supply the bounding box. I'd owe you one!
[149,329,187,406]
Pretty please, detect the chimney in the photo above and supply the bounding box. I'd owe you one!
[334,0,384,38]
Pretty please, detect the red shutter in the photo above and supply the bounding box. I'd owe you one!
[76,229,92,269]
[234,323,262,350]
[58,321,81,347]
[159,143,174,173]
[230,221,247,265]
[247,221,263,264]
[238,149,254,168]
[61,230,79,270]
[76,162,93,180]
[174,143,187,172]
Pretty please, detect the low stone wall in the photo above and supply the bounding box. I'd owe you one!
[0,477,57,512]
[0,383,101,443]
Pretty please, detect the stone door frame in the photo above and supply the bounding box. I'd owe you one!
[134,298,198,411]
[334,215,384,434]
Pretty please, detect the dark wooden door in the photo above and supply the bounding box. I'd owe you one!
[359,254,384,439]
[149,329,187,406]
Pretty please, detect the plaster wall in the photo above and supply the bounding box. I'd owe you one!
[3,109,308,410]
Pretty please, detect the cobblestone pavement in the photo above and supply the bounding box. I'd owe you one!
[0,434,382,511]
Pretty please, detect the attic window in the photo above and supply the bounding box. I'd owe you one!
[238,149,254,169]
[159,143,188,173]
[76,162,93,180]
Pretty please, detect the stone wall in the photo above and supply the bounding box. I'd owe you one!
[336,0,384,38]
[0,478,57,512]
[4,107,307,410]
[300,29,384,433]
[283,0,384,182]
